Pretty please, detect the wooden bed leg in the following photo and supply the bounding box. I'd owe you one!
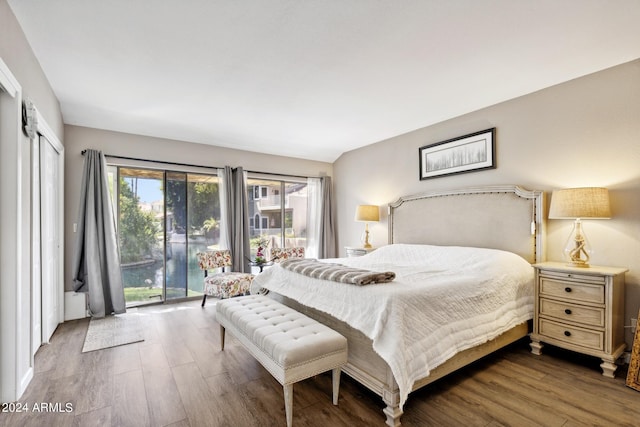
[383,404,402,427]
[219,325,225,351]
[382,387,402,427]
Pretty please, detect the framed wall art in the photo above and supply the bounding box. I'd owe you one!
[419,128,496,180]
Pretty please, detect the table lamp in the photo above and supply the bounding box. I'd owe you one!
[355,205,379,249]
[548,187,611,268]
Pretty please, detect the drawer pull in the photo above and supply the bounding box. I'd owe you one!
[564,331,572,337]
[564,287,572,293]
[564,309,572,315]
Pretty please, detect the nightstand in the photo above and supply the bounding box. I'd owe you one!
[345,246,375,257]
[530,262,627,378]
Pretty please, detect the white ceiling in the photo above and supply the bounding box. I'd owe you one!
[8,1,640,162]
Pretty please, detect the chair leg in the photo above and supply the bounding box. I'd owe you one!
[332,368,341,405]
[284,383,293,427]
[219,325,225,351]
[201,294,207,307]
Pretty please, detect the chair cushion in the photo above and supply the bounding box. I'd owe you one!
[204,272,254,298]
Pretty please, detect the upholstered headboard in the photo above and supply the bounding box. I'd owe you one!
[388,185,545,263]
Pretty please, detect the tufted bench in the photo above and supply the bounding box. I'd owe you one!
[216,295,348,427]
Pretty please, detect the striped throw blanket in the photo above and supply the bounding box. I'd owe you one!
[279,258,395,285]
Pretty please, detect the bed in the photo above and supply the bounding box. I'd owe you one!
[251,185,545,426]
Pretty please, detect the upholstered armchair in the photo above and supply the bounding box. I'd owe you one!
[197,250,254,307]
[270,247,306,263]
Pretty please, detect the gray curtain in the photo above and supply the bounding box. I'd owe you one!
[318,176,337,258]
[222,166,251,272]
[220,166,233,251]
[72,149,125,318]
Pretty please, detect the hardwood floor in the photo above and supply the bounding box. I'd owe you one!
[2,299,639,426]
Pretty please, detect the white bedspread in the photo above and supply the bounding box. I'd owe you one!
[250,244,534,408]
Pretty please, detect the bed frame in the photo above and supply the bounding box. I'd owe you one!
[272,185,545,426]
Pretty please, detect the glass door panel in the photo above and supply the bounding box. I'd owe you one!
[247,178,309,259]
[186,174,221,296]
[165,172,188,300]
[284,181,308,249]
[118,168,165,306]
[247,179,282,258]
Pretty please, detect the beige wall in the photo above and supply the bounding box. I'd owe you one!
[63,125,333,291]
[334,59,640,346]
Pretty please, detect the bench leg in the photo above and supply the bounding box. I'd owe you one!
[219,325,225,351]
[284,383,293,427]
[332,368,341,405]
[201,294,207,307]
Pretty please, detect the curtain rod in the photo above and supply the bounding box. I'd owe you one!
[81,150,221,171]
[80,150,317,180]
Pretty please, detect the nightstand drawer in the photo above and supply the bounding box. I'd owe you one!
[539,298,605,328]
[539,269,606,285]
[539,318,604,351]
[539,278,604,305]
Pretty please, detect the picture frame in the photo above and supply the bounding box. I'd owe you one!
[626,312,640,391]
[419,128,496,180]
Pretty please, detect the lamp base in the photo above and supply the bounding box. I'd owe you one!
[361,223,372,249]
[566,260,590,268]
[562,219,592,268]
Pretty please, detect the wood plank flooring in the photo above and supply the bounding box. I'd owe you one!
[2,299,639,426]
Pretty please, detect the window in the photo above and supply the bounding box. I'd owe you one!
[252,185,271,199]
[247,176,308,258]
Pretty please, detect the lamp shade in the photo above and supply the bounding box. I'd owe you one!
[549,187,611,219]
[355,205,379,222]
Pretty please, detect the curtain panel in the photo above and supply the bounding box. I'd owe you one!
[221,166,251,272]
[71,149,125,317]
[319,176,337,258]
[306,177,322,259]
[307,176,337,259]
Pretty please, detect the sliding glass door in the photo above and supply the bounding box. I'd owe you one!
[117,168,165,305]
[110,167,220,306]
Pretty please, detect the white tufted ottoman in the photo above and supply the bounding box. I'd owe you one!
[216,295,348,427]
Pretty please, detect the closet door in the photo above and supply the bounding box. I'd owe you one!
[31,136,42,352]
[40,135,61,343]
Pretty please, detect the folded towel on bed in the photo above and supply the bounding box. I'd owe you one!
[279,258,395,285]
